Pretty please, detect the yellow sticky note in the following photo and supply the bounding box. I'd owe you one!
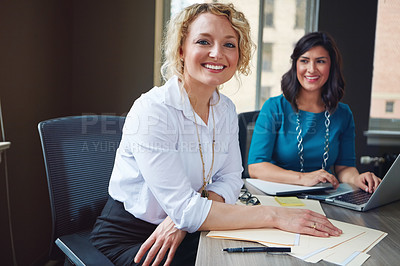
[274,196,305,206]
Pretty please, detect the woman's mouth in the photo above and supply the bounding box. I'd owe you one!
[203,64,225,70]
[305,76,319,82]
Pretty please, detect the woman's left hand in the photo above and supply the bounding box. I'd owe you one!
[336,166,382,193]
[134,216,186,266]
[353,172,382,193]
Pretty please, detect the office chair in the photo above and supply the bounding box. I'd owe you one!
[238,111,260,178]
[38,115,125,266]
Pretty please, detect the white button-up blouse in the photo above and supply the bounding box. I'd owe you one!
[109,76,243,233]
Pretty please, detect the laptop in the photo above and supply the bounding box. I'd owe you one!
[302,154,400,211]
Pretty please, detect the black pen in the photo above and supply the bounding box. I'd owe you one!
[222,247,291,253]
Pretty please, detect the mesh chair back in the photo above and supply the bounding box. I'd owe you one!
[38,115,125,257]
[238,111,260,178]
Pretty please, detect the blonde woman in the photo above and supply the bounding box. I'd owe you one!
[90,4,341,266]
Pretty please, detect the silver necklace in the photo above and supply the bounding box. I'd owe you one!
[296,110,330,172]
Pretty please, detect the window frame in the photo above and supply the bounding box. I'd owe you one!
[364,0,400,146]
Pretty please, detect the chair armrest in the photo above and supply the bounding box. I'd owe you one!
[56,234,114,266]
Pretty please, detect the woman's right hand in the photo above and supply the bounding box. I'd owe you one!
[272,206,342,237]
[134,216,186,266]
[299,169,339,189]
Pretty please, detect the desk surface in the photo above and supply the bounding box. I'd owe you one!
[196,180,400,266]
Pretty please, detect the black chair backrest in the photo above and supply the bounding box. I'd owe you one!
[38,115,125,257]
[238,111,260,178]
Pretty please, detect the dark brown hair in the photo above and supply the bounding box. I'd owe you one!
[281,31,345,113]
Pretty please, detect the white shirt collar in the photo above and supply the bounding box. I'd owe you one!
[163,76,226,126]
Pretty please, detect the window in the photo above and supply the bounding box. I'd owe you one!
[260,86,272,106]
[365,0,400,145]
[262,43,273,72]
[257,0,316,110]
[264,0,274,28]
[295,0,306,29]
[170,0,199,17]
[385,101,394,113]
[161,0,318,113]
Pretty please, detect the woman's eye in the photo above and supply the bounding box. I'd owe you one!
[224,43,236,48]
[299,59,308,63]
[196,40,209,45]
[317,60,326,64]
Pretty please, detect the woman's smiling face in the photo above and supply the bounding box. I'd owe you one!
[296,45,331,94]
[180,12,239,90]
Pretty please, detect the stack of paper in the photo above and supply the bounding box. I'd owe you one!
[207,195,387,266]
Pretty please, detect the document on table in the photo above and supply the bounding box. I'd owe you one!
[246,178,333,195]
[207,195,387,266]
[291,219,387,265]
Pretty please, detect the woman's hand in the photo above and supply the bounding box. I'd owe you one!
[335,166,381,193]
[351,172,381,193]
[272,207,342,237]
[299,169,339,189]
[134,216,186,266]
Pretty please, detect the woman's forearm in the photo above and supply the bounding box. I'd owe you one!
[335,165,359,184]
[198,201,342,238]
[198,201,275,231]
[248,162,302,185]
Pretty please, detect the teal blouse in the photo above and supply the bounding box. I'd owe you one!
[248,94,356,172]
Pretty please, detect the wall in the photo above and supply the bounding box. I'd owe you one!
[0,0,155,265]
[318,0,399,174]
[71,1,156,115]
[0,1,72,265]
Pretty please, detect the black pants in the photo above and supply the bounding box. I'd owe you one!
[90,197,200,266]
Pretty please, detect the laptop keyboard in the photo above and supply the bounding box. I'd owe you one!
[333,190,372,205]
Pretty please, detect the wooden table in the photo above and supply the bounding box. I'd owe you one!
[195,180,400,266]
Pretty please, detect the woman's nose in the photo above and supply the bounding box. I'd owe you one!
[209,45,222,60]
[307,62,316,73]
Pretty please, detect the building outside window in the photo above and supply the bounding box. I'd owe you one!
[264,0,274,28]
[295,0,306,29]
[260,86,272,106]
[262,43,273,72]
[366,0,400,145]
[166,0,315,113]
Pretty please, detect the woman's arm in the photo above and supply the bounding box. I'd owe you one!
[249,162,339,188]
[335,165,381,193]
[200,201,342,237]
[134,192,225,266]
[207,191,225,202]
[135,194,341,266]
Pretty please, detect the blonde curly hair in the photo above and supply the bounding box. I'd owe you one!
[161,3,255,84]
